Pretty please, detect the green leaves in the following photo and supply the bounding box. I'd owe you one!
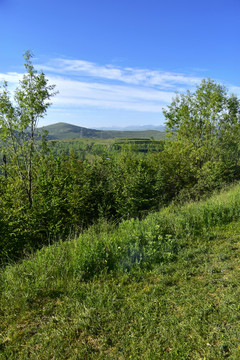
[162,78,240,200]
[0,51,57,208]
[164,79,240,146]
[15,51,57,129]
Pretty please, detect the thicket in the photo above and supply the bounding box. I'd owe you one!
[1,53,240,264]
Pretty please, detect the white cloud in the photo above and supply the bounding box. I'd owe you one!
[0,72,24,95]
[48,75,174,112]
[0,72,22,84]
[229,85,240,97]
[33,58,204,114]
[39,58,202,90]
[0,58,208,117]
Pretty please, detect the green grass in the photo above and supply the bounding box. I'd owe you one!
[1,183,240,358]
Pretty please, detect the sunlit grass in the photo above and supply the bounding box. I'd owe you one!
[1,183,240,358]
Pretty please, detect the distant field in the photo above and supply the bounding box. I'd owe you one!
[48,136,165,160]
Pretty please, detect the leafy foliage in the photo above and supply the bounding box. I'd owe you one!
[0,50,57,207]
[162,78,240,201]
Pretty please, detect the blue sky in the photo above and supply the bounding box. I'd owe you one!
[0,0,240,129]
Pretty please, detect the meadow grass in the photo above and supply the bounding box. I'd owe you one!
[1,183,240,358]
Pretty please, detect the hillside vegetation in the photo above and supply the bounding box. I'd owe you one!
[41,122,165,140]
[1,183,240,358]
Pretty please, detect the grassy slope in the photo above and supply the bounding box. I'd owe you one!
[1,184,240,358]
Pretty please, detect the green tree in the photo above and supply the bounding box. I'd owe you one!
[162,79,240,199]
[163,79,240,167]
[0,50,57,207]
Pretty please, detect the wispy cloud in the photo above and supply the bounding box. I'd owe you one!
[48,76,174,112]
[34,58,205,114]
[0,58,204,116]
[39,58,202,89]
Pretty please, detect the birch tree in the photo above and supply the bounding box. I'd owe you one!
[0,51,57,207]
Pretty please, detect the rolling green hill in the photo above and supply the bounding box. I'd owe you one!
[40,122,101,139]
[1,183,240,358]
[40,122,165,140]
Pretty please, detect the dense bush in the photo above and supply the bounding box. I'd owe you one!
[0,149,160,262]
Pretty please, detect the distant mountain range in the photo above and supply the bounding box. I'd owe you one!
[40,122,165,141]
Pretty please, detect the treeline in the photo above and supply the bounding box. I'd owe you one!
[0,52,240,263]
